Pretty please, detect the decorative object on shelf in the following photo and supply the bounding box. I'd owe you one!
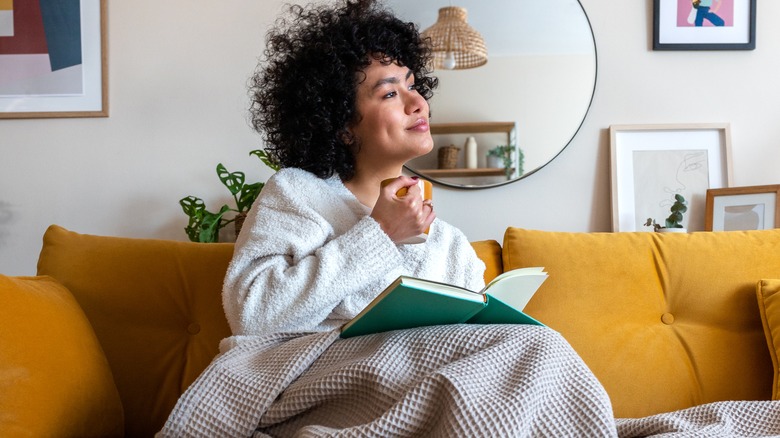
[437,145,460,169]
[652,0,756,51]
[486,153,502,169]
[408,121,524,187]
[420,6,487,70]
[179,149,279,243]
[464,136,478,169]
[644,194,688,232]
[705,184,780,231]
[609,123,733,232]
[486,144,520,179]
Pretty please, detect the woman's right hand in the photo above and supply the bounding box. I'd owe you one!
[370,176,435,244]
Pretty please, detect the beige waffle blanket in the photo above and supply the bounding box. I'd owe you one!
[159,325,617,437]
[159,324,780,437]
[616,401,780,437]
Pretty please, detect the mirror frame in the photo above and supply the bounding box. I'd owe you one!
[404,1,598,190]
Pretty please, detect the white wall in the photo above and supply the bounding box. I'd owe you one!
[2,0,779,275]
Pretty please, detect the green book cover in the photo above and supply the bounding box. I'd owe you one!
[340,277,486,338]
[341,268,547,338]
[466,294,544,326]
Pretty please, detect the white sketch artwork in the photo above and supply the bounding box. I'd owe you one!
[632,149,710,230]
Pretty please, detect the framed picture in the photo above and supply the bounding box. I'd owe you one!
[653,0,756,50]
[609,123,733,232]
[705,185,780,231]
[0,0,107,119]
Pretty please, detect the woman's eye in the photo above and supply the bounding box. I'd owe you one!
[383,91,397,99]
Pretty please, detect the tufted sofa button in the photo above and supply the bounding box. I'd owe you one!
[187,323,201,335]
[661,313,675,325]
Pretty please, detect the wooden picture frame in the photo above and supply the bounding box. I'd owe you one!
[705,185,780,231]
[609,123,733,232]
[0,0,108,118]
[653,0,756,51]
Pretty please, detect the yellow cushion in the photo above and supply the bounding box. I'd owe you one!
[503,228,780,418]
[0,275,124,436]
[37,225,234,437]
[757,279,780,400]
[471,239,503,284]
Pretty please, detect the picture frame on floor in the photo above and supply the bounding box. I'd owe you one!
[609,123,733,232]
[705,185,780,231]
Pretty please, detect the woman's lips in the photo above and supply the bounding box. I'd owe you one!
[407,119,429,132]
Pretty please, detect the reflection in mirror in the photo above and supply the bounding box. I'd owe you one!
[386,0,597,189]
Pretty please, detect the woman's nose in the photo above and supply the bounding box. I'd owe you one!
[405,91,426,115]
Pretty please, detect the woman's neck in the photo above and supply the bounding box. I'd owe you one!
[343,168,402,209]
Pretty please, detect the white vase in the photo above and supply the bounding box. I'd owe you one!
[464,136,478,169]
[657,228,687,233]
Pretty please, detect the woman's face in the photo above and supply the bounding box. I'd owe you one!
[348,59,433,172]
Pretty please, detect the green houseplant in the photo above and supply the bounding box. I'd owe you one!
[486,144,523,179]
[644,194,688,232]
[179,149,279,243]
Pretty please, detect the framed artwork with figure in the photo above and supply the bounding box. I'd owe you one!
[0,0,107,118]
[609,123,733,232]
[653,0,756,50]
[705,185,780,231]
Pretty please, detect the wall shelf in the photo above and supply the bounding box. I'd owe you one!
[430,121,516,137]
[420,121,517,179]
[417,168,509,178]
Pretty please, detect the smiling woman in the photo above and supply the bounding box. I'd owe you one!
[157,1,615,435]
[386,0,597,188]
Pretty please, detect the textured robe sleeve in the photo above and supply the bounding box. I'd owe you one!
[222,170,405,335]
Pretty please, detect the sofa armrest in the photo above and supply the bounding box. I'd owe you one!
[0,274,124,436]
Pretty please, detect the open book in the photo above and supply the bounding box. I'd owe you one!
[340,267,548,338]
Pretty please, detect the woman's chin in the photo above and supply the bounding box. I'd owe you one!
[417,140,434,157]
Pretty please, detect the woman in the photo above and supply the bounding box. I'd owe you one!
[159,1,615,435]
[222,0,483,337]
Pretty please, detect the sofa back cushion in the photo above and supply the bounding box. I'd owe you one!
[756,278,780,400]
[471,239,503,284]
[35,224,502,435]
[37,225,234,437]
[502,228,780,418]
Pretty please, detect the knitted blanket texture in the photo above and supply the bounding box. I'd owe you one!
[159,324,780,437]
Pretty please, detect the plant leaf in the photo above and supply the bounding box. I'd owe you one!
[250,149,281,172]
[197,204,232,243]
[179,196,205,217]
[236,182,264,212]
[217,163,245,196]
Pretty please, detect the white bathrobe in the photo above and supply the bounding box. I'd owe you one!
[166,169,619,437]
[222,168,486,336]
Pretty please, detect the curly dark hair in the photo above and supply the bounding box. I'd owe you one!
[248,0,437,181]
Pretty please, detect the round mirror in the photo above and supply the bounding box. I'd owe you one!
[387,0,597,189]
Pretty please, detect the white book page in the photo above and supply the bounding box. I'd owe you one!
[483,267,548,310]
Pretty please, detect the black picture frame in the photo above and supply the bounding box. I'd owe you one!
[653,0,756,51]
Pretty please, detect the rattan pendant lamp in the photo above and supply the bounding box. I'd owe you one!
[421,6,487,70]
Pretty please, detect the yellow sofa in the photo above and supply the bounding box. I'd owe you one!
[3,224,780,437]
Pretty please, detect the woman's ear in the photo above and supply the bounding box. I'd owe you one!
[340,129,355,146]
